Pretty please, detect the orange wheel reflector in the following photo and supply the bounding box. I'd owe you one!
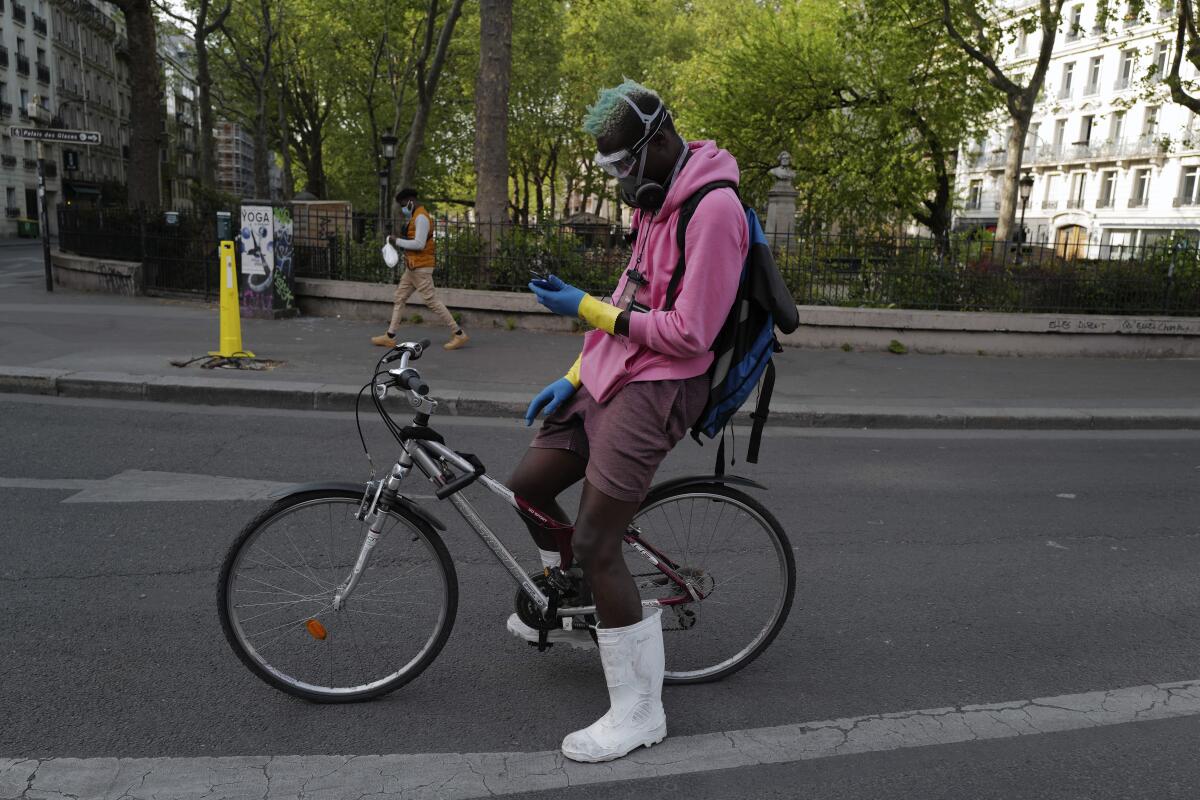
[306,619,328,640]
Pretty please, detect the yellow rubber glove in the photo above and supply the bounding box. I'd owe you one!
[578,295,622,335]
[564,353,583,389]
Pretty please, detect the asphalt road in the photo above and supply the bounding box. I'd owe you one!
[3,394,1200,797]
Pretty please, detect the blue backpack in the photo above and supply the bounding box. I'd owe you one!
[664,181,799,472]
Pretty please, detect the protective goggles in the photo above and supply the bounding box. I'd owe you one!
[593,95,667,178]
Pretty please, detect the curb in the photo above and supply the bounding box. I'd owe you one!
[3,366,1200,430]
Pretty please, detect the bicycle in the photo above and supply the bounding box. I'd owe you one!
[218,339,796,702]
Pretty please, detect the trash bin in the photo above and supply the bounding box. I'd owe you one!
[16,218,39,238]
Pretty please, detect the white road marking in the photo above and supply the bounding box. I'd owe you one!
[3,678,1198,799]
[0,471,435,503]
[1056,493,1077,499]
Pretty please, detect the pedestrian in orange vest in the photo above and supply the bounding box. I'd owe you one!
[372,187,469,350]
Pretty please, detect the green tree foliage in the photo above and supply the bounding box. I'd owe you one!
[678,0,1000,238]
[197,0,1005,235]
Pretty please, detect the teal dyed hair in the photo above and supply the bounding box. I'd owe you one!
[582,79,661,139]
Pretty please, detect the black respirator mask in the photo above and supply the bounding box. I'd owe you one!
[594,96,689,213]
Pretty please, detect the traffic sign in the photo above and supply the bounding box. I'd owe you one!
[8,127,101,145]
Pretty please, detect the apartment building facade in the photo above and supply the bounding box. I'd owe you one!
[0,0,61,237]
[48,0,130,210]
[159,32,198,211]
[954,1,1197,256]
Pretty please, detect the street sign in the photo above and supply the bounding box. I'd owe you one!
[8,127,101,145]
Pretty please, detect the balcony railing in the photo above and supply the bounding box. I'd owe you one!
[1042,199,1059,210]
[12,2,25,24]
[1029,137,1166,165]
[32,13,46,35]
[5,207,19,218]
[0,155,16,168]
[16,54,30,76]
[1066,197,1086,209]
[23,158,38,170]
[0,46,8,69]
[36,63,49,83]
[0,102,10,118]
[1128,196,1149,208]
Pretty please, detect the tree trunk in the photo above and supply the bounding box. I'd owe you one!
[253,102,270,199]
[399,0,466,188]
[995,110,1031,244]
[276,78,293,201]
[113,0,162,207]
[195,44,216,193]
[473,0,512,226]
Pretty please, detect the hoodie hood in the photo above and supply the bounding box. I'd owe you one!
[651,140,740,218]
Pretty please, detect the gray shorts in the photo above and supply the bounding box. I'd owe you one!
[530,375,709,503]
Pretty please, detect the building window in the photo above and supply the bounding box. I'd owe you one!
[1079,115,1095,147]
[1098,170,1118,207]
[1053,118,1068,154]
[1117,49,1135,89]
[1180,166,1200,205]
[1060,62,1075,98]
[1086,56,1103,94]
[1151,41,1170,81]
[1016,27,1029,55]
[1109,110,1126,144]
[1142,106,1160,139]
[967,180,983,210]
[1068,171,1088,208]
[1130,168,1151,206]
[1067,5,1085,39]
[1043,174,1060,208]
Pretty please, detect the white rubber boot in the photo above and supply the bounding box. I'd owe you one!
[506,549,595,650]
[561,608,667,763]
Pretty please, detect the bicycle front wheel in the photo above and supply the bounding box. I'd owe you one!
[218,489,457,702]
[627,482,795,685]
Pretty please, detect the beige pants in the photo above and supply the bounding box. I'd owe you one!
[389,267,458,332]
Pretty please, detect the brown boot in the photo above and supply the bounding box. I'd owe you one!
[443,330,469,350]
[371,332,397,347]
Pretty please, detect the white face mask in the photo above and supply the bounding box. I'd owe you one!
[400,202,415,218]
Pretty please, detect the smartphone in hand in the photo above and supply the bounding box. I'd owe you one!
[529,268,553,289]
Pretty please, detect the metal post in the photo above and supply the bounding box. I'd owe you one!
[1016,195,1029,266]
[37,141,52,292]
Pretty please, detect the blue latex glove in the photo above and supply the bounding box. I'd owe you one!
[525,378,576,426]
[529,274,586,318]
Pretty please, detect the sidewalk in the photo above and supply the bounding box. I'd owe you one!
[2,253,1199,428]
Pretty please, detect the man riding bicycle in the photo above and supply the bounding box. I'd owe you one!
[507,79,749,763]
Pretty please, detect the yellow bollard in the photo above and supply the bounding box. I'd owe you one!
[209,240,255,358]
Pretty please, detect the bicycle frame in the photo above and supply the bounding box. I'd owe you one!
[337,437,704,619]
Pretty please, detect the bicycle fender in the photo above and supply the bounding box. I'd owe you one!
[646,474,767,498]
[273,481,448,531]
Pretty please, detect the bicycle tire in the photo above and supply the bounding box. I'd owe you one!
[631,482,796,685]
[218,488,458,703]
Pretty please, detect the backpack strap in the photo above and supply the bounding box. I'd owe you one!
[664,180,740,311]
[746,357,776,464]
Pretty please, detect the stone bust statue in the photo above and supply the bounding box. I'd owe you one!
[769,151,796,192]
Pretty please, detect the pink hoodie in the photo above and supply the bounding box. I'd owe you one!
[579,140,748,404]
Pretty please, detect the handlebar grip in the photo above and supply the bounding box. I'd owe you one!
[393,368,428,396]
[419,338,432,350]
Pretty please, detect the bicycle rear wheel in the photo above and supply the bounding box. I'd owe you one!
[626,482,795,685]
[218,489,457,702]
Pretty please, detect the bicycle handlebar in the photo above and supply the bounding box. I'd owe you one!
[391,367,429,396]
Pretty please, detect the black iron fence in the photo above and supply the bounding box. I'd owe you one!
[57,205,1200,317]
[58,207,218,299]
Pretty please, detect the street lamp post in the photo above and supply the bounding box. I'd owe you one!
[1016,173,1035,265]
[379,133,399,235]
[377,169,390,239]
